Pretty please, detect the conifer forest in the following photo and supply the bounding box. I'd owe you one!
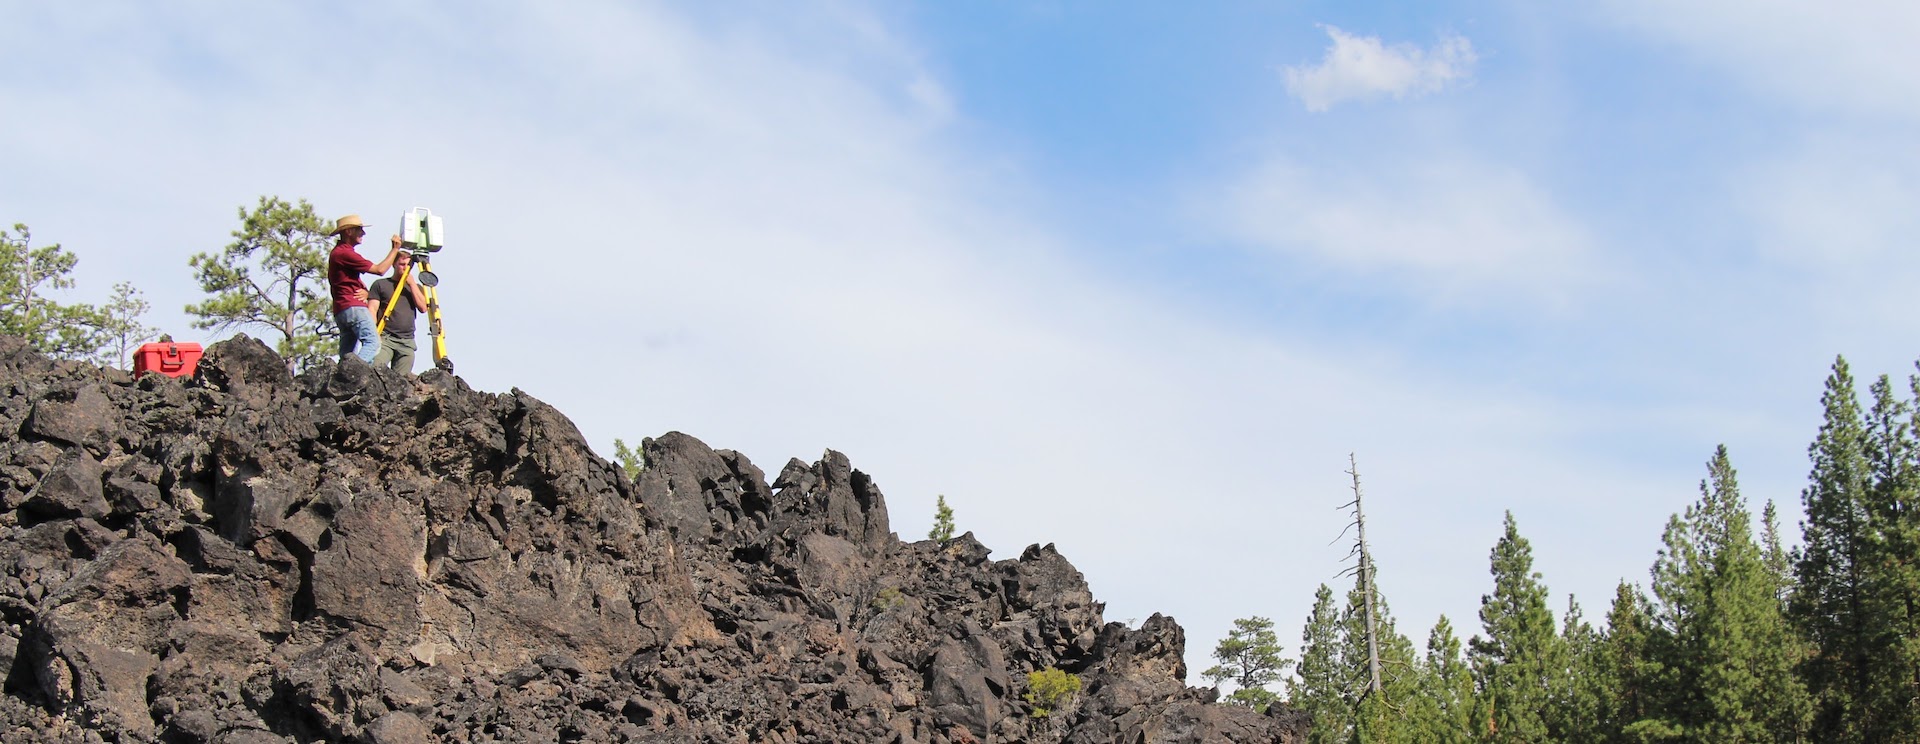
[1209,357,1920,743]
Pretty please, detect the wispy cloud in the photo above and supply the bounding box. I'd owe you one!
[1222,154,1601,304]
[1727,136,1920,351]
[1591,1,1920,350]
[1736,139,1920,266]
[1596,1,1920,121]
[1284,25,1477,112]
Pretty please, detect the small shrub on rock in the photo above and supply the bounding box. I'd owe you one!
[871,587,905,610]
[1025,667,1081,718]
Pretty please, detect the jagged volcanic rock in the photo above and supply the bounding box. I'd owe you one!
[0,334,1308,743]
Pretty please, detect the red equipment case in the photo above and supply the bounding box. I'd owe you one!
[133,341,203,378]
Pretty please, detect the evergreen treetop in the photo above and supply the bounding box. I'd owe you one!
[1470,511,1561,743]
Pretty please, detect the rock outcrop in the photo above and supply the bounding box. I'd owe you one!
[0,334,1308,743]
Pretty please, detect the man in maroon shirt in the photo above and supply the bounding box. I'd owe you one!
[327,214,404,363]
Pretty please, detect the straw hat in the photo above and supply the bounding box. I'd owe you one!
[330,214,369,236]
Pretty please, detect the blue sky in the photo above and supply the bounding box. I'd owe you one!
[7,1,1920,684]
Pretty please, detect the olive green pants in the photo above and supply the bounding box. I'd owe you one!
[372,333,417,374]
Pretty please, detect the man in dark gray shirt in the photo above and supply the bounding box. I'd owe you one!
[369,252,430,374]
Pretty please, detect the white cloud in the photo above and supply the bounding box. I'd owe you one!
[906,72,957,122]
[1726,136,1920,350]
[1221,154,1602,303]
[1596,1,1920,120]
[1284,25,1477,112]
[1736,139,1920,265]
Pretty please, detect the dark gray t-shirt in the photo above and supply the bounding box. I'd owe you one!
[369,277,418,336]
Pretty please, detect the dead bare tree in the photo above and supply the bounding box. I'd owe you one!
[1336,452,1385,700]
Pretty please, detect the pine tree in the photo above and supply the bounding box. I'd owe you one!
[1342,571,1421,744]
[612,438,645,480]
[1643,465,1715,737]
[1554,596,1608,744]
[1295,584,1352,744]
[93,281,157,369]
[1410,615,1476,744]
[186,196,334,371]
[1867,370,1920,740]
[1203,616,1291,711]
[1598,581,1662,742]
[0,223,113,360]
[929,494,956,542]
[1793,357,1880,742]
[1759,501,1793,605]
[1469,512,1562,743]
[1643,446,1811,742]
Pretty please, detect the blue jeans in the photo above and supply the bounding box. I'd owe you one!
[334,306,379,363]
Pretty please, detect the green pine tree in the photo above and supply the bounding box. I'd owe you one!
[1866,371,1920,740]
[612,438,645,480]
[1203,616,1292,711]
[1469,511,1562,743]
[1598,581,1663,743]
[1295,584,1352,744]
[1342,574,1421,744]
[1409,615,1476,744]
[186,196,334,371]
[1643,472,1714,738]
[0,223,113,360]
[93,281,157,369]
[1644,446,1811,742]
[1792,357,1881,742]
[1753,497,1813,744]
[1554,595,1609,744]
[1759,501,1793,605]
[929,494,955,542]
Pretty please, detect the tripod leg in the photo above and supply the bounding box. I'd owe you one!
[376,262,416,335]
[419,259,452,373]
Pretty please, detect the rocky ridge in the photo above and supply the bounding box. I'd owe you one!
[0,334,1308,742]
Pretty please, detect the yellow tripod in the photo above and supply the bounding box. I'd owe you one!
[374,256,451,373]
[380,207,453,373]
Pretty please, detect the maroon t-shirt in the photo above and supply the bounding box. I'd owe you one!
[328,243,376,312]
